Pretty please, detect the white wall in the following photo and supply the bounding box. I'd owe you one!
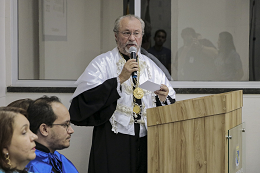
[0,0,6,105]
[241,95,260,172]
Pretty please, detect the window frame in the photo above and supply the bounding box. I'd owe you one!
[10,0,260,89]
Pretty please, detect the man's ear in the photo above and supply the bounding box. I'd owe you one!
[38,124,49,137]
[115,33,118,42]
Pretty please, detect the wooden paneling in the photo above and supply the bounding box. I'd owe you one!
[147,90,243,173]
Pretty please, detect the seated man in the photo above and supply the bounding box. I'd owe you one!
[26,96,78,173]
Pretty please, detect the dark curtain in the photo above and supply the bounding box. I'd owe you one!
[250,0,260,81]
[141,0,152,50]
[123,0,134,15]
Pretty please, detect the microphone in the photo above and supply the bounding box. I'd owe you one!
[129,46,137,78]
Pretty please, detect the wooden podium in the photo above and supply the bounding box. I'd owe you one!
[147,90,243,173]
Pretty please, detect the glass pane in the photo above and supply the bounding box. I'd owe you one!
[17,0,250,81]
[141,0,249,81]
[18,0,39,80]
[228,122,246,173]
[140,0,172,80]
[18,0,123,80]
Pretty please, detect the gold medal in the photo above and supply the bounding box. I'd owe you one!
[133,87,144,99]
[133,104,141,114]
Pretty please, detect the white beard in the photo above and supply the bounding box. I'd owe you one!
[125,47,130,54]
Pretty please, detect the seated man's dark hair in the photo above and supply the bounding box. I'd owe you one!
[27,96,61,134]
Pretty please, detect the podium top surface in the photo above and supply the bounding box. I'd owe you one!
[147,90,243,127]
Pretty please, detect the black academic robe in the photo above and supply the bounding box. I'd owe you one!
[69,77,175,173]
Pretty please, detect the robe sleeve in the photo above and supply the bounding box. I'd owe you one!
[69,78,120,126]
[155,95,176,107]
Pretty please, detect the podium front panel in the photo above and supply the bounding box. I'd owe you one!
[147,91,243,173]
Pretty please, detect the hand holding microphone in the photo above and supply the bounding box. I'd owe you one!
[118,46,138,84]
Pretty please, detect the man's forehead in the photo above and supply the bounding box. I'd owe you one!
[51,102,69,118]
[157,32,166,36]
[119,17,142,30]
[51,101,63,109]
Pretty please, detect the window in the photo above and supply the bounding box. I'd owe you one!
[11,0,260,89]
[12,0,123,87]
[141,0,249,81]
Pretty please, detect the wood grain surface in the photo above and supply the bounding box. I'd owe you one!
[147,90,243,173]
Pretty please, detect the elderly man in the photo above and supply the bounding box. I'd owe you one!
[26,96,78,173]
[69,14,176,173]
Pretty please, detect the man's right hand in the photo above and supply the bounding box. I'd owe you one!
[118,59,138,84]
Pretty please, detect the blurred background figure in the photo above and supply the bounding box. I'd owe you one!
[214,31,244,81]
[0,107,38,173]
[148,29,171,74]
[141,25,172,80]
[174,27,218,81]
[141,48,172,80]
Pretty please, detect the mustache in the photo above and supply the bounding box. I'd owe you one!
[126,42,137,46]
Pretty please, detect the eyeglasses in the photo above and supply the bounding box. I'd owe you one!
[52,121,71,132]
[119,31,143,38]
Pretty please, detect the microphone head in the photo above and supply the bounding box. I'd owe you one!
[129,46,137,53]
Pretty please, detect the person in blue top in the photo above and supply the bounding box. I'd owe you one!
[0,107,38,173]
[25,96,78,173]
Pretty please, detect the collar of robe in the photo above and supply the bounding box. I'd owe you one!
[35,142,62,172]
[48,153,62,173]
